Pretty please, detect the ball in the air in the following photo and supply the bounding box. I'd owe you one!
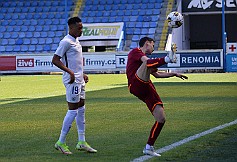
[167,11,184,28]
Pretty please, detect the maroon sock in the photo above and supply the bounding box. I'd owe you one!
[147,121,165,146]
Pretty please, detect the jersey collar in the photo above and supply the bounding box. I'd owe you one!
[67,34,77,41]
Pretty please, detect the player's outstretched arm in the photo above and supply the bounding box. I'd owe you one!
[152,71,188,80]
[141,56,166,68]
[176,73,188,80]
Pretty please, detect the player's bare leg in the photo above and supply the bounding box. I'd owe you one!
[136,44,177,82]
[143,105,165,157]
[136,60,152,81]
[153,105,166,123]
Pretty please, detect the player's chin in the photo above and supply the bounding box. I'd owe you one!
[147,50,154,55]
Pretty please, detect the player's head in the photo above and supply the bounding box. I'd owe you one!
[68,17,83,38]
[139,37,155,54]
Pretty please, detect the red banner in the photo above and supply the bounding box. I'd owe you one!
[0,56,16,71]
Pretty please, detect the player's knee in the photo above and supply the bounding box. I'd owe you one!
[159,116,166,123]
[153,113,166,123]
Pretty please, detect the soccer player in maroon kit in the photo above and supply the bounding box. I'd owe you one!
[126,37,188,156]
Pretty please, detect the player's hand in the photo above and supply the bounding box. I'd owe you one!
[68,72,75,84]
[176,74,188,80]
[83,74,89,83]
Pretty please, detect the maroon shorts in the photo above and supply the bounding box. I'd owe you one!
[128,74,163,113]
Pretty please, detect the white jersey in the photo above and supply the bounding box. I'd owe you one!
[55,34,84,84]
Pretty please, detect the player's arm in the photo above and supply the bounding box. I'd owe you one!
[141,56,166,68]
[52,54,75,83]
[83,73,89,83]
[152,71,188,80]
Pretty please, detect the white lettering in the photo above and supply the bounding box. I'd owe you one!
[199,57,204,63]
[232,57,237,65]
[226,0,236,7]
[17,59,34,67]
[216,0,222,7]
[188,0,236,9]
[214,56,219,62]
[182,56,220,64]
[182,57,187,63]
[206,56,211,63]
[188,0,214,9]
[232,62,237,65]
[232,57,237,61]
[188,57,192,63]
[193,57,198,63]
[216,0,236,7]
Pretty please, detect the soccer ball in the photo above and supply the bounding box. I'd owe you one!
[167,11,183,28]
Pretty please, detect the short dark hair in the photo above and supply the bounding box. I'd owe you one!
[67,17,82,26]
[139,37,155,47]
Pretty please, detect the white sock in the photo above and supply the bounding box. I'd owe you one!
[164,56,171,63]
[76,106,86,142]
[146,144,151,150]
[59,109,78,143]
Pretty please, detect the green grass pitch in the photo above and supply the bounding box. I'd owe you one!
[0,73,237,162]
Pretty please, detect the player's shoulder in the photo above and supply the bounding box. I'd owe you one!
[61,35,71,42]
[129,48,145,57]
[59,36,72,46]
[132,47,141,52]
[129,48,141,54]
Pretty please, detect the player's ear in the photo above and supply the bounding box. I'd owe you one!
[145,41,149,46]
[69,24,75,30]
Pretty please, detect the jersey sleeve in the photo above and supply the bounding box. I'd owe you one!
[55,39,70,58]
[147,58,166,68]
[132,48,166,68]
[132,48,145,61]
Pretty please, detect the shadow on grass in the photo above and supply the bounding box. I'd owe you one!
[0,98,29,102]
[153,82,237,86]
[1,82,236,108]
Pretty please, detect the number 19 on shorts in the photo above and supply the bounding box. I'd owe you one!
[72,86,79,95]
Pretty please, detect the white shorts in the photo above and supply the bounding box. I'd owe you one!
[64,82,85,103]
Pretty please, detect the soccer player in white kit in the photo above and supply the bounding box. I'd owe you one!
[52,17,97,155]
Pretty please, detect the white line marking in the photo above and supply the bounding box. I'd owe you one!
[131,119,237,162]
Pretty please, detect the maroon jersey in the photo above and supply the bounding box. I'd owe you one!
[126,48,166,85]
[126,48,167,112]
[126,48,145,85]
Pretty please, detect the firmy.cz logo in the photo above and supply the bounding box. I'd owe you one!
[17,58,34,67]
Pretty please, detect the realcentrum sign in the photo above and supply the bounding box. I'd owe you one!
[79,22,124,40]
